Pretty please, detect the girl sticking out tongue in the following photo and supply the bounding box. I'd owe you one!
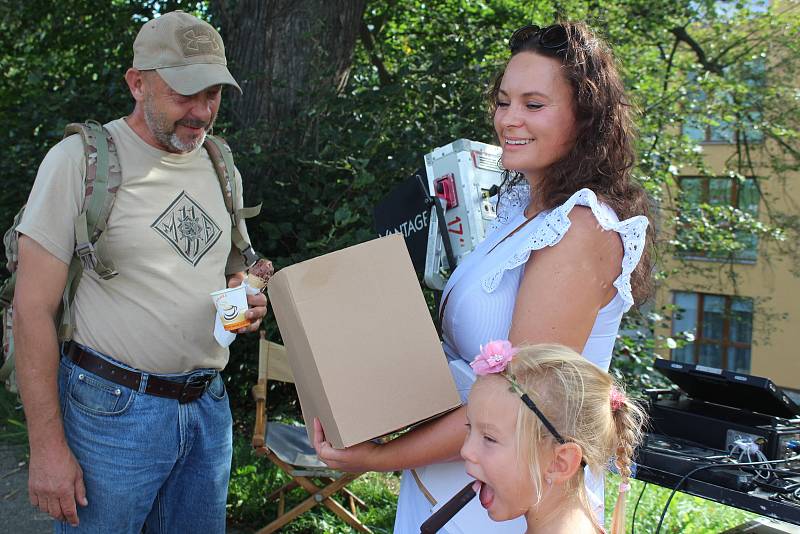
[462,342,646,534]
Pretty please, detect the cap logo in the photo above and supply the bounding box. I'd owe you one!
[177,25,223,58]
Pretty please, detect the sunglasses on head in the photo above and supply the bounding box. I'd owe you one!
[508,24,569,54]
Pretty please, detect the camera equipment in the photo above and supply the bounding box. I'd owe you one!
[421,139,504,290]
[636,359,800,530]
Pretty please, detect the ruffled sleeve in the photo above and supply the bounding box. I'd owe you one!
[480,188,649,311]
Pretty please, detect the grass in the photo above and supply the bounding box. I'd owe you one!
[227,432,758,533]
[226,432,399,534]
[603,473,755,534]
[0,389,762,533]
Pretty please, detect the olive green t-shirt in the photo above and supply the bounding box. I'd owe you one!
[18,118,250,372]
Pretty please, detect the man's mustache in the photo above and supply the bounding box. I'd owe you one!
[176,119,209,130]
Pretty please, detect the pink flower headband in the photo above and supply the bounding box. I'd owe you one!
[470,340,518,376]
[470,340,628,412]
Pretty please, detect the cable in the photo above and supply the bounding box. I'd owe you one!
[630,481,648,534]
[652,455,800,534]
[742,466,800,477]
[653,457,800,534]
[768,482,800,506]
[644,444,730,462]
[730,438,771,480]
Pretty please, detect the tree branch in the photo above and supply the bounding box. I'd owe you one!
[767,132,800,162]
[670,26,723,75]
[647,35,681,157]
[713,26,764,64]
[359,20,392,86]
[370,0,398,37]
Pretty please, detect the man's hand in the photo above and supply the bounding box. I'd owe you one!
[312,417,382,473]
[227,272,267,334]
[28,443,87,526]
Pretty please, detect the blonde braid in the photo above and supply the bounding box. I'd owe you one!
[610,391,647,534]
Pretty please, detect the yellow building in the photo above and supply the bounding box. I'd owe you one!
[653,0,800,397]
[655,140,800,394]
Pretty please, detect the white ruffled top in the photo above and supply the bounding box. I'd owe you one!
[440,184,649,399]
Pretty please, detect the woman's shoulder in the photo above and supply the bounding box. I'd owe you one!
[547,188,648,239]
[480,187,648,305]
[558,204,624,256]
[543,188,649,310]
[552,188,618,222]
[546,187,649,267]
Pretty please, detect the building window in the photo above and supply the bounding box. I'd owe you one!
[683,115,736,144]
[671,292,753,373]
[714,0,769,19]
[682,60,765,144]
[677,176,760,261]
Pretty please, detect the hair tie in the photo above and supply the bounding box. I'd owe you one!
[610,386,626,412]
[619,481,631,494]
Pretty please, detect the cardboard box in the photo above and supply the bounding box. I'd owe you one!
[268,233,461,448]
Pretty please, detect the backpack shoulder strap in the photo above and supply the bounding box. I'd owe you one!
[0,208,27,308]
[64,121,122,278]
[204,134,261,267]
[58,121,122,341]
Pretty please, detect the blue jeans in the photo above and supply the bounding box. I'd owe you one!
[56,346,233,533]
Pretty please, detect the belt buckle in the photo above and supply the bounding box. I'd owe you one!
[178,374,211,404]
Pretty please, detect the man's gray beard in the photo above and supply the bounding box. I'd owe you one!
[168,130,205,153]
[143,100,206,153]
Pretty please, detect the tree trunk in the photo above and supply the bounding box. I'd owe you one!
[211,0,367,132]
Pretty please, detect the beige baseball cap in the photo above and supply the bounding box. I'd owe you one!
[133,10,242,95]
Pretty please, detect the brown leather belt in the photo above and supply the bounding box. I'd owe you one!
[64,341,216,404]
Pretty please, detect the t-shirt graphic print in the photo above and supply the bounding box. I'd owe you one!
[151,190,223,267]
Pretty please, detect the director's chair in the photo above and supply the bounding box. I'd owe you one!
[251,331,372,533]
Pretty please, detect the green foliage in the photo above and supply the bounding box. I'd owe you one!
[0,0,206,240]
[672,202,784,258]
[612,311,674,393]
[0,388,26,445]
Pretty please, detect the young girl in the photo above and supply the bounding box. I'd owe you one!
[462,342,646,534]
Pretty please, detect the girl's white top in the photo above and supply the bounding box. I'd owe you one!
[394,185,649,534]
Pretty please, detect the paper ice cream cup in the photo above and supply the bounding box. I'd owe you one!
[210,285,250,332]
[245,273,268,292]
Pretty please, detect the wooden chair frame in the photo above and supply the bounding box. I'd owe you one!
[251,331,372,534]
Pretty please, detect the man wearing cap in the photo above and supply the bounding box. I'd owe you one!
[14,10,265,532]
